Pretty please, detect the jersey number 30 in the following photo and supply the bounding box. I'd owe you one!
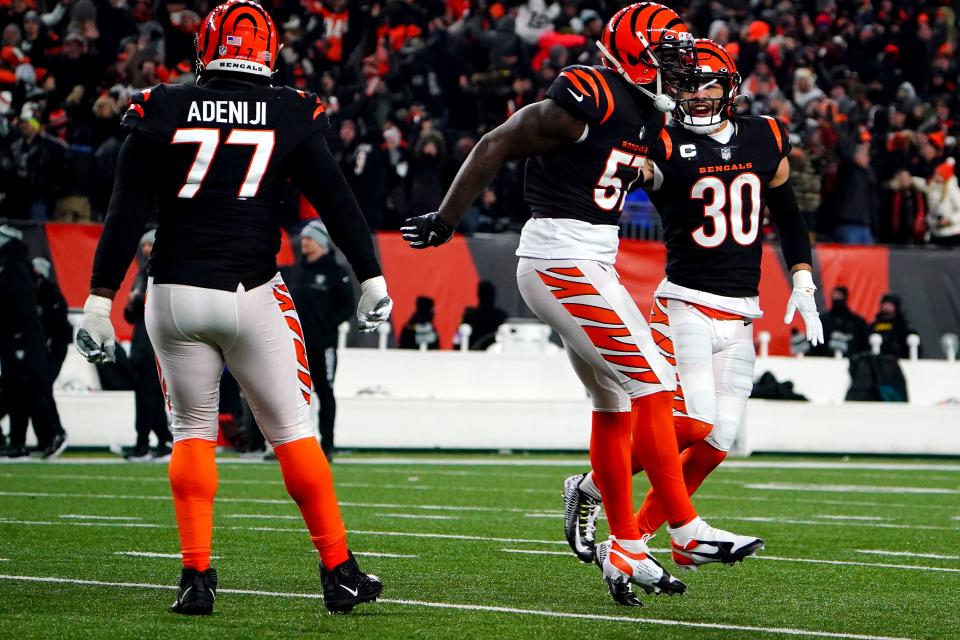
[172,128,276,199]
[690,173,762,247]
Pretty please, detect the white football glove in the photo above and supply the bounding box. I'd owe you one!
[784,270,824,347]
[75,294,117,363]
[357,276,393,333]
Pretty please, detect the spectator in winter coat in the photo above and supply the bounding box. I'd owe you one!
[924,158,960,246]
[829,141,879,244]
[810,286,871,358]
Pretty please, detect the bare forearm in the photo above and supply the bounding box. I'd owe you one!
[437,136,506,226]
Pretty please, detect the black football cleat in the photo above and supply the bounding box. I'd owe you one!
[321,552,382,614]
[171,567,218,615]
[563,474,603,564]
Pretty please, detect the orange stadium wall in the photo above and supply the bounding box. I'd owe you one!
[20,223,960,356]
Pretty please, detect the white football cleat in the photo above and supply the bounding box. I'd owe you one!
[595,536,686,605]
[668,517,764,571]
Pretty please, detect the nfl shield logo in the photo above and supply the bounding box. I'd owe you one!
[218,45,227,56]
[720,147,732,161]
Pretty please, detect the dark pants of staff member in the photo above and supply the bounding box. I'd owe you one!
[133,358,172,447]
[1,348,58,450]
[309,344,338,457]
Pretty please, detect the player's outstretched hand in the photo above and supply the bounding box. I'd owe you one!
[784,270,824,347]
[75,295,117,363]
[401,212,455,249]
[357,276,394,333]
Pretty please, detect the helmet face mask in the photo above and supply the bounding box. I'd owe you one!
[675,39,741,134]
[596,2,694,112]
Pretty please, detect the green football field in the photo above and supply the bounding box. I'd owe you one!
[0,453,958,639]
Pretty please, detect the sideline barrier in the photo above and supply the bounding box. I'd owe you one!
[23,348,960,454]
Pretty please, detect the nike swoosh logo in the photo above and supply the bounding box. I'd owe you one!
[567,88,584,102]
[340,584,359,597]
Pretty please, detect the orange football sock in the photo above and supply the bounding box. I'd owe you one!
[169,438,218,571]
[630,392,697,528]
[589,410,640,540]
[273,437,349,570]
[636,440,728,535]
[674,416,713,452]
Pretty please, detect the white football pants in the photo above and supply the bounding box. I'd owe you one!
[145,273,315,445]
[517,258,675,412]
[661,298,755,452]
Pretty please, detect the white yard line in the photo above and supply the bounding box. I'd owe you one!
[756,555,960,574]
[855,549,960,561]
[114,551,221,560]
[60,514,142,521]
[745,483,959,495]
[0,490,559,517]
[500,548,960,575]
[0,518,165,529]
[716,516,958,531]
[0,574,916,640]
[351,552,417,559]
[223,514,300,520]
[379,513,459,521]
[8,456,959,473]
[813,515,888,521]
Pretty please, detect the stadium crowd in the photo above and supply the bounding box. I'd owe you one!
[1,0,959,246]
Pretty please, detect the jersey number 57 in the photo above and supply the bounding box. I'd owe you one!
[594,149,646,212]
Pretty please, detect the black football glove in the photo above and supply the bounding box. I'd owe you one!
[401,212,455,249]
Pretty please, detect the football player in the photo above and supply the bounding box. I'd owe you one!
[74,0,390,615]
[402,4,760,605]
[564,40,822,571]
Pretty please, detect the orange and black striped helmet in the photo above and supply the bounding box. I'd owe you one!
[596,2,694,110]
[196,0,279,80]
[675,39,742,133]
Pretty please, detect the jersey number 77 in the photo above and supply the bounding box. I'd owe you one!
[172,128,276,199]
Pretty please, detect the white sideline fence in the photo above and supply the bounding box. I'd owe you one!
[15,345,960,455]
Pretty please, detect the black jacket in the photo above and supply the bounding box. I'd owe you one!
[282,252,354,349]
[35,275,72,365]
[0,237,48,380]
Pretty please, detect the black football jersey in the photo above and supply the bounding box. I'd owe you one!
[524,65,667,225]
[647,115,791,297]
[121,79,329,291]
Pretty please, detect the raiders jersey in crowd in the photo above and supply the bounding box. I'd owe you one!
[518,65,667,263]
[647,115,790,301]
[118,79,332,291]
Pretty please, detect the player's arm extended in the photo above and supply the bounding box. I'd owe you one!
[768,157,824,345]
[401,99,585,247]
[76,133,161,363]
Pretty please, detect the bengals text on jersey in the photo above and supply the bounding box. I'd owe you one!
[647,115,791,300]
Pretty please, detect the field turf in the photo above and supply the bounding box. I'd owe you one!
[0,453,958,639]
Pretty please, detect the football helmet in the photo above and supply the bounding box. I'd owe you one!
[196,0,279,80]
[596,2,695,112]
[675,39,741,134]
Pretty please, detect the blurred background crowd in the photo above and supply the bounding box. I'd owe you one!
[1,0,960,246]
